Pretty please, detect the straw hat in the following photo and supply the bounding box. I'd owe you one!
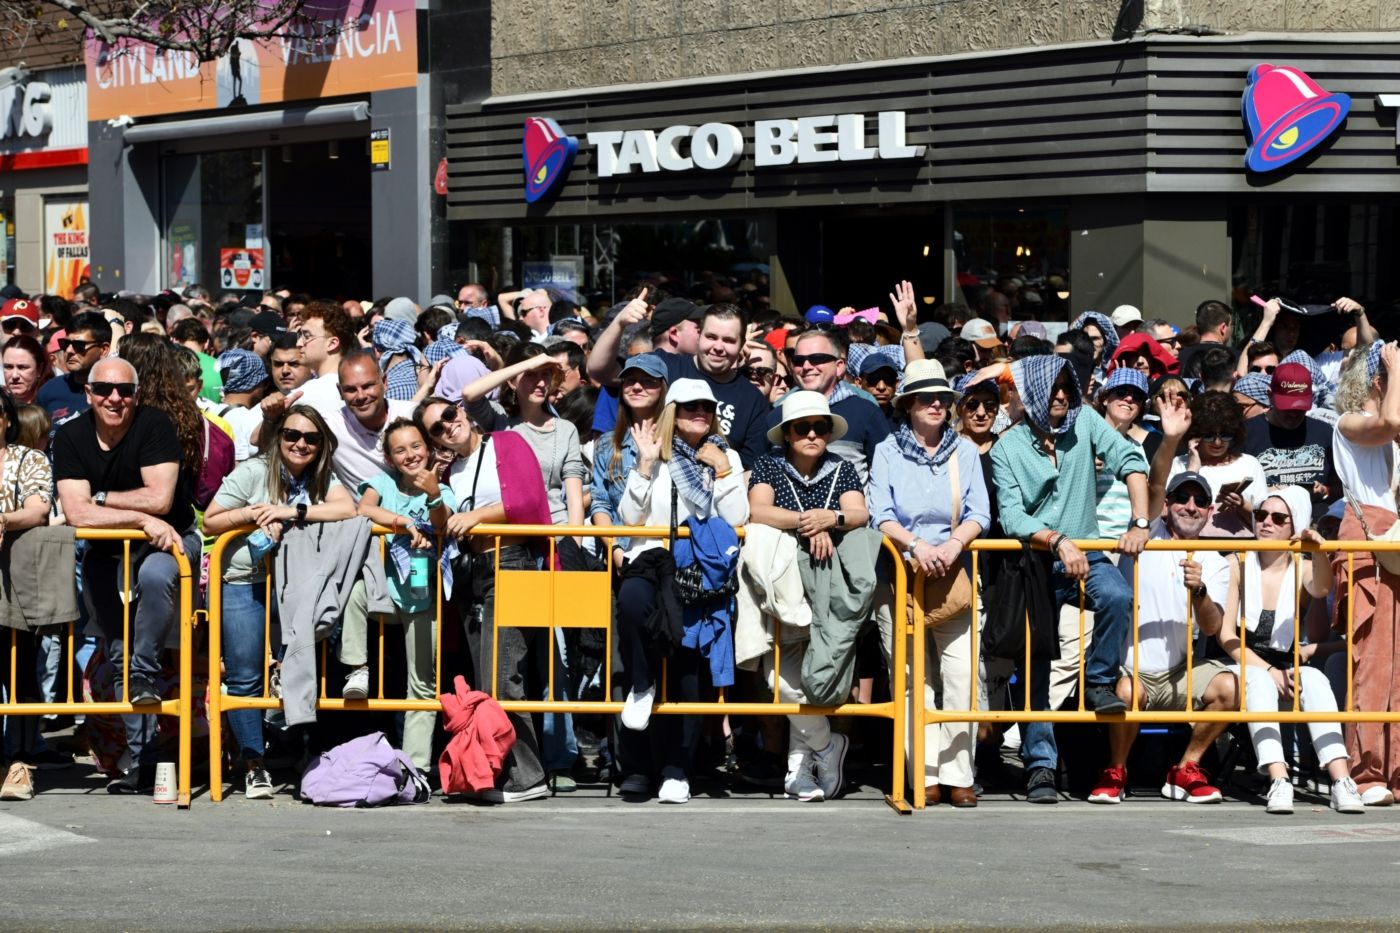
[766,390,848,445]
[892,359,958,405]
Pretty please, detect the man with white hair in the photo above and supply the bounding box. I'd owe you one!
[53,356,201,794]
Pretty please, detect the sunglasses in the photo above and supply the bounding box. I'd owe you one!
[742,365,775,383]
[2,319,36,334]
[1169,490,1211,508]
[790,352,839,368]
[280,428,323,447]
[621,371,662,388]
[678,399,717,414]
[913,392,951,408]
[58,338,101,354]
[427,404,461,438]
[1196,432,1232,444]
[87,381,137,399]
[961,398,998,414]
[1253,508,1292,526]
[788,419,833,438]
[1250,364,1276,374]
[863,370,899,386]
[1107,387,1145,402]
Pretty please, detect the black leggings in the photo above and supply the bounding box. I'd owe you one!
[616,576,709,777]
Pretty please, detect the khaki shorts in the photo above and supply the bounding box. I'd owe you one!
[1120,658,1232,711]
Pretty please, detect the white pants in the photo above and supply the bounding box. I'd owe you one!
[876,587,976,788]
[1237,664,1348,771]
[763,640,831,754]
[1049,598,1095,711]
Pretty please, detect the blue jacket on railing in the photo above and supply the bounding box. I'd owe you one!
[672,515,740,688]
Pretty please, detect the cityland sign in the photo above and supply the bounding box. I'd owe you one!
[524,110,925,196]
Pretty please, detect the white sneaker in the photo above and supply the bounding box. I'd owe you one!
[812,733,848,800]
[500,783,549,803]
[785,770,825,803]
[1360,785,1394,807]
[1265,777,1294,814]
[1331,776,1365,814]
[244,767,275,800]
[621,685,655,731]
[342,666,369,701]
[657,767,690,804]
[619,774,651,797]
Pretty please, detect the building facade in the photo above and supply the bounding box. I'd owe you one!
[443,5,1400,323]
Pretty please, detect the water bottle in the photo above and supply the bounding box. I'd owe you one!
[409,548,432,603]
[246,529,276,564]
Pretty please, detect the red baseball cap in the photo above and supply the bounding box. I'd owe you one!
[1,298,39,326]
[1269,362,1312,412]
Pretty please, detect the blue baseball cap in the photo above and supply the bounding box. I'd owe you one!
[804,305,835,325]
[619,352,668,383]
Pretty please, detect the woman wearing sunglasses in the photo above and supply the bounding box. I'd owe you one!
[1210,484,1362,814]
[415,394,555,803]
[591,354,668,567]
[869,360,990,807]
[1166,390,1267,538]
[1094,368,1161,539]
[615,378,747,804]
[745,390,872,802]
[203,405,355,799]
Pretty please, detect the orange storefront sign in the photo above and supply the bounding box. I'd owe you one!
[85,0,418,122]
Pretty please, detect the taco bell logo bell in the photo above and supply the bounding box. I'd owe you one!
[522,117,578,203]
[1241,64,1350,173]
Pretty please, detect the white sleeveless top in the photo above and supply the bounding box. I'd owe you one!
[1332,412,1398,510]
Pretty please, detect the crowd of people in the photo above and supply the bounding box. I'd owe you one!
[0,277,1395,816]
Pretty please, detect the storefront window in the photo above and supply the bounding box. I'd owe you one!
[0,206,13,288]
[954,206,1070,320]
[164,150,265,293]
[460,218,772,314]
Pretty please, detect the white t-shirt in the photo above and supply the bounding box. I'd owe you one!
[294,371,344,418]
[1118,520,1232,673]
[327,399,416,495]
[1168,453,1268,538]
[223,406,264,462]
[1333,412,1398,510]
[445,436,502,512]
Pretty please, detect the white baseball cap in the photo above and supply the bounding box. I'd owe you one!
[664,378,717,408]
[1110,305,1143,327]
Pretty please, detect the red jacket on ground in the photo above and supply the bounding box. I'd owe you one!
[437,675,516,795]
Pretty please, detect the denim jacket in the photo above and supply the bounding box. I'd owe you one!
[591,432,638,550]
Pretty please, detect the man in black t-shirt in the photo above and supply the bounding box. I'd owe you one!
[53,357,201,793]
[1242,362,1340,509]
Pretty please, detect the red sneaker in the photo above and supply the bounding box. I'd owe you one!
[1088,765,1127,804]
[1161,761,1222,803]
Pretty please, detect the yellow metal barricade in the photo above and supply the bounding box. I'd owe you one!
[206,524,912,812]
[1,529,196,808]
[909,538,1400,811]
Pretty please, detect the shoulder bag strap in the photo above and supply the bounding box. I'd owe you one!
[947,443,961,534]
[465,434,490,511]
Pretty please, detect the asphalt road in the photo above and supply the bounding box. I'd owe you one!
[2,767,1399,931]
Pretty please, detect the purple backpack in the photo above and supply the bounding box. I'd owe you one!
[299,732,430,807]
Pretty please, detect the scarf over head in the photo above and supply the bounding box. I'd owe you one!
[1012,354,1082,437]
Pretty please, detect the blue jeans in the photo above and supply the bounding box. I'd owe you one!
[1019,551,1132,774]
[221,581,270,762]
[82,529,202,767]
[540,626,578,773]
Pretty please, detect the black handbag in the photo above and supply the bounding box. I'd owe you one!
[669,483,738,607]
[981,540,1060,662]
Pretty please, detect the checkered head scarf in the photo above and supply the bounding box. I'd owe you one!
[1011,354,1082,436]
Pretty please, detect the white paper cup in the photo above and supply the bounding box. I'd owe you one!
[153,762,177,804]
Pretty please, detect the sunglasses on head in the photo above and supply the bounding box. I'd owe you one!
[87,381,137,399]
[788,419,832,438]
[961,397,998,414]
[1250,364,1276,374]
[1253,508,1292,526]
[58,338,100,354]
[678,399,717,414]
[790,352,839,368]
[427,404,461,438]
[1169,490,1211,509]
[280,428,323,447]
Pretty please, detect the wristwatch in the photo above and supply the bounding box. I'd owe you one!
[296,503,308,523]
[1130,517,1150,531]
[835,510,846,528]
[1191,584,1208,600]
[93,491,107,508]
[905,537,923,558]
